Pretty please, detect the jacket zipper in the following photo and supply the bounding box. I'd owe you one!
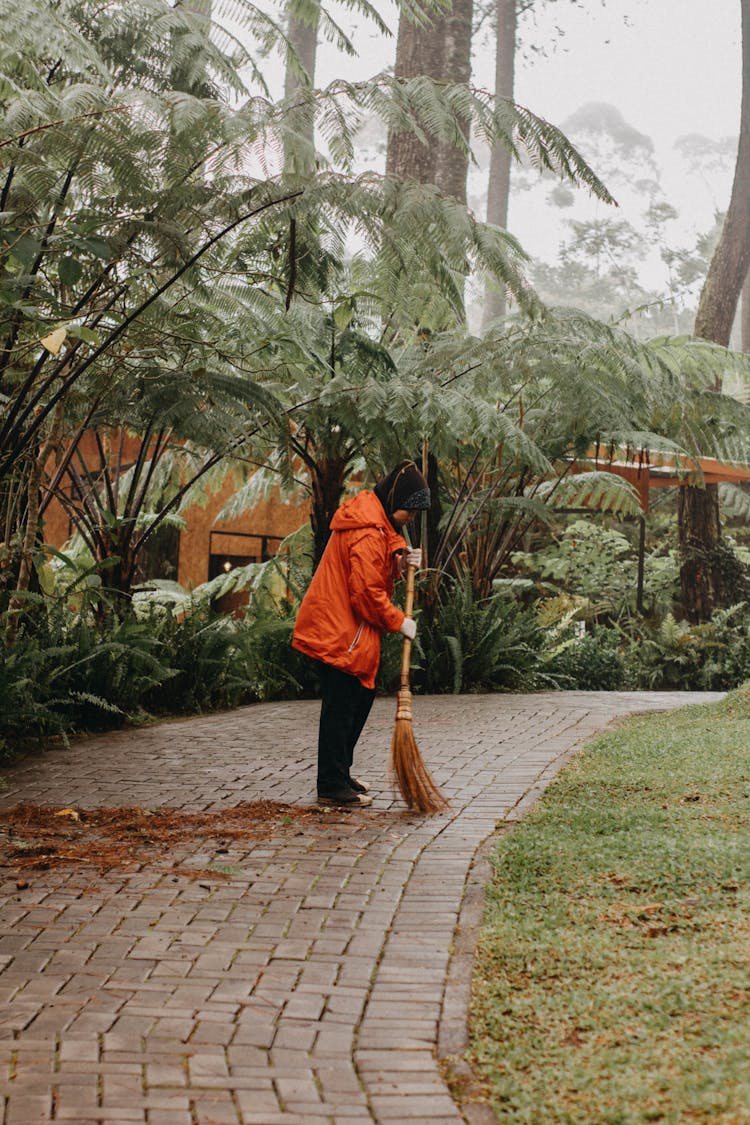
[347,622,364,652]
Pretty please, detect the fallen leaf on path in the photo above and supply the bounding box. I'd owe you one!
[0,801,327,876]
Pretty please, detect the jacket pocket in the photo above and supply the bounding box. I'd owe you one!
[347,621,364,653]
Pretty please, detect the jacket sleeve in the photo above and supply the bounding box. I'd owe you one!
[348,529,405,633]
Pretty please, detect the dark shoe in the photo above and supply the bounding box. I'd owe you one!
[317,787,373,808]
[349,776,371,794]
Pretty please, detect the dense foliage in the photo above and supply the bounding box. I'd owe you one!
[4,0,750,761]
[6,531,750,761]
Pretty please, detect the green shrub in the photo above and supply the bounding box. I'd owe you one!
[623,605,750,691]
[7,547,750,764]
[0,588,169,756]
[0,611,71,761]
[143,606,255,714]
[54,611,173,727]
[243,604,319,702]
[512,518,680,620]
[414,573,546,694]
[544,626,628,690]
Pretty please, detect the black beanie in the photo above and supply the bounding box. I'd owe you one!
[374,460,431,519]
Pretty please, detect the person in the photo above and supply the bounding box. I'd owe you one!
[292,460,431,807]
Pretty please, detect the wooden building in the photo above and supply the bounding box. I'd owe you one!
[41,429,308,591]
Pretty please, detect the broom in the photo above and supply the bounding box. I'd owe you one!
[389,562,449,814]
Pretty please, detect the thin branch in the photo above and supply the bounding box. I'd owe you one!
[131,428,168,520]
[49,486,99,559]
[0,280,127,454]
[94,429,118,516]
[113,428,125,511]
[285,218,297,311]
[122,416,157,521]
[65,458,110,559]
[38,399,101,519]
[0,105,130,150]
[0,158,81,380]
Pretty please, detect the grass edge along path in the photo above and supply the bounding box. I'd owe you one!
[467,687,750,1125]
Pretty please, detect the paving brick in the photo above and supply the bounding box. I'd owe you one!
[59,1037,100,1063]
[147,1111,194,1125]
[50,1083,100,1118]
[188,1093,238,1122]
[6,1095,52,1124]
[92,1108,147,1121]
[188,1052,230,1081]
[272,1023,319,1051]
[371,1089,461,1116]
[282,993,326,1021]
[145,1061,187,1087]
[240,1116,330,1125]
[101,1071,146,1105]
[146,1016,195,1041]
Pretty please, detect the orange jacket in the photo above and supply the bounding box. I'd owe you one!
[292,491,407,688]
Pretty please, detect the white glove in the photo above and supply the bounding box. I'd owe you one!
[399,617,417,641]
[405,547,422,569]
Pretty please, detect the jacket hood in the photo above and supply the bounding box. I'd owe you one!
[330,489,392,532]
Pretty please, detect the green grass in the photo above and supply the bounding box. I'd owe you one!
[468,686,750,1124]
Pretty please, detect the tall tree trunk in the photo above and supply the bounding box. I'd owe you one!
[694,0,750,349]
[416,449,442,571]
[6,402,65,638]
[284,11,317,100]
[385,4,474,568]
[742,266,750,352]
[387,0,474,201]
[482,0,517,329]
[677,484,723,625]
[386,15,444,185]
[310,457,349,568]
[283,3,318,171]
[433,0,474,203]
[680,0,750,621]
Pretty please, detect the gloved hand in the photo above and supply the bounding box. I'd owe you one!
[399,617,417,641]
[397,547,423,575]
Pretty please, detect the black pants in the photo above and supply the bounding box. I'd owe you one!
[314,660,376,794]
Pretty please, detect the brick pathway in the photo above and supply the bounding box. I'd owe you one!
[0,690,719,1125]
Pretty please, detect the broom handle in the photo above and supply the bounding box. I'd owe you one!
[400,564,416,690]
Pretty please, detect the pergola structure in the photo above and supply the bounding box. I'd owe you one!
[581,446,750,513]
[571,446,750,612]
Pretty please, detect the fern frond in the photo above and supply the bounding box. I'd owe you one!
[539,470,642,516]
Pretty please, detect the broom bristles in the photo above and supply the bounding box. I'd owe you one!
[389,689,449,815]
